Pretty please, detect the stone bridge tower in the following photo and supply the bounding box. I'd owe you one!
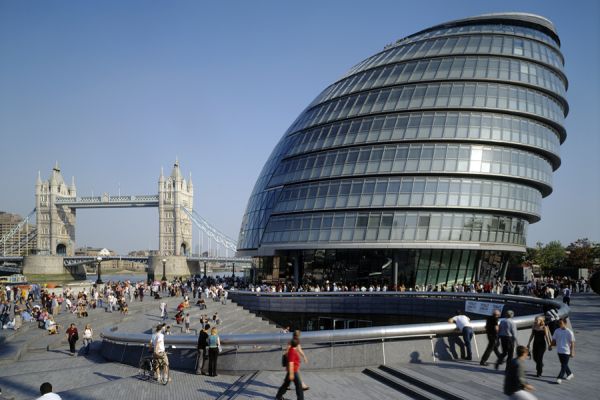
[35,162,77,256]
[158,159,193,256]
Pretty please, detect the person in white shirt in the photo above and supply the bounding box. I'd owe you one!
[551,319,575,384]
[449,310,474,360]
[36,382,62,399]
[151,325,169,377]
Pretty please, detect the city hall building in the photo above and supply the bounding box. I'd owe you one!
[237,13,568,289]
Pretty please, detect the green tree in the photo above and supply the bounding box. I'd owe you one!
[535,241,565,271]
[566,238,597,270]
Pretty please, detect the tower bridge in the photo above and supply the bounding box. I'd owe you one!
[0,160,251,279]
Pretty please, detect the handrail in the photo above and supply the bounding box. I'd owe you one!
[100,292,568,347]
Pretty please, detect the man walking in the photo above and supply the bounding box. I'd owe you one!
[496,310,518,369]
[448,310,474,360]
[504,345,537,399]
[551,319,575,384]
[480,309,502,366]
[196,324,210,375]
[275,338,304,400]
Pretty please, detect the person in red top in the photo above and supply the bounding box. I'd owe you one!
[65,323,78,355]
[275,338,304,400]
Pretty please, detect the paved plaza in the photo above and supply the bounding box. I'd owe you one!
[1,291,599,399]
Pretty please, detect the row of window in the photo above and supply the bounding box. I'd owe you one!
[269,143,553,188]
[284,111,561,161]
[391,23,560,51]
[273,177,542,217]
[262,211,527,246]
[290,82,565,135]
[314,56,565,109]
[346,34,564,81]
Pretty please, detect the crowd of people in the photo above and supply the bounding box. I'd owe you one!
[0,271,591,399]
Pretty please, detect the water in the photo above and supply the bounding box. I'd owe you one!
[86,272,147,283]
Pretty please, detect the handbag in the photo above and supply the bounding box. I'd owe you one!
[218,345,222,353]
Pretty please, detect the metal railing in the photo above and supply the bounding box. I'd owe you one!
[100,292,568,347]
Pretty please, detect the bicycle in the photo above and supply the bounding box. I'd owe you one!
[138,350,170,385]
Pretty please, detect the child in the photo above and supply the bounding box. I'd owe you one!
[185,313,191,333]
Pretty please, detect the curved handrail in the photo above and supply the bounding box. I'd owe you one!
[100,292,568,347]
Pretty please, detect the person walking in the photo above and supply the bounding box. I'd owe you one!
[496,310,518,369]
[196,324,210,375]
[207,327,221,377]
[448,310,474,360]
[562,286,571,306]
[551,319,575,384]
[480,309,502,366]
[275,338,304,400]
[526,316,552,377]
[160,301,168,322]
[82,324,93,355]
[65,323,79,355]
[504,345,537,400]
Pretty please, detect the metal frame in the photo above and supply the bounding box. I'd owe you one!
[100,292,568,347]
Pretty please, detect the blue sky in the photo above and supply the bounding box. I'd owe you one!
[1,1,598,253]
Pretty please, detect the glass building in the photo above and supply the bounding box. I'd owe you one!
[237,13,568,289]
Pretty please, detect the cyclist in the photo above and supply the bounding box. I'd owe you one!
[151,324,169,381]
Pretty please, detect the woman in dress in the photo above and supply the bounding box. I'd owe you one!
[83,324,93,354]
[527,316,552,376]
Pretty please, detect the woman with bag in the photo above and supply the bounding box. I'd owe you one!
[207,327,221,377]
[66,323,79,355]
[527,316,552,376]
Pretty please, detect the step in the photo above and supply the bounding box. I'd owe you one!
[363,367,448,400]
[379,365,470,400]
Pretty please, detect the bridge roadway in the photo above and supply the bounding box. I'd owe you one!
[1,292,599,399]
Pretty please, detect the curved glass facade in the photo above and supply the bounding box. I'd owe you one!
[238,13,567,289]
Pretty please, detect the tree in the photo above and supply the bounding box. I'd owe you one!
[535,241,566,271]
[565,238,597,270]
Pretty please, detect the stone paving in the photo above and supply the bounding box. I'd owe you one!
[1,290,599,399]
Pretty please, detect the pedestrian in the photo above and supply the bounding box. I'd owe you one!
[496,310,518,370]
[551,319,575,384]
[36,382,62,400]
[185,313,191,333]
[562,286,571,306]
[448,310,474,360]
[526,316,552,377]
[160,301,167,321]
[504,345,537,400]
[480,309,502,366]
[82,324,93,355]
[207,327,221,377]
[65,323,79,355]
[275,338,305,400]
[196,323,210,375]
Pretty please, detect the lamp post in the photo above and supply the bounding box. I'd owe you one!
[232,262,235,279]
[161,258,167,282]
[203,261,207,279]
[96,256,103,284]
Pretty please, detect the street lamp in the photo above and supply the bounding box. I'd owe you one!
[203,261,207,279]
[232,262,235,279]
[96,256,103,284]
[161,258,167,282]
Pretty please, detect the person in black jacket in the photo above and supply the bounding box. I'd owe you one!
[196,324,210,375]
[480,309,502,366]
[504,345,537,399]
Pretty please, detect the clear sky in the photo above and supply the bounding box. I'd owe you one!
[1,0,598,254]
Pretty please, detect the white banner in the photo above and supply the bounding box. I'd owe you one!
[465,300,504,316]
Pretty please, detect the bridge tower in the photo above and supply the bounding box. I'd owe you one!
[35,162,77,256]
[158,159,193,256]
